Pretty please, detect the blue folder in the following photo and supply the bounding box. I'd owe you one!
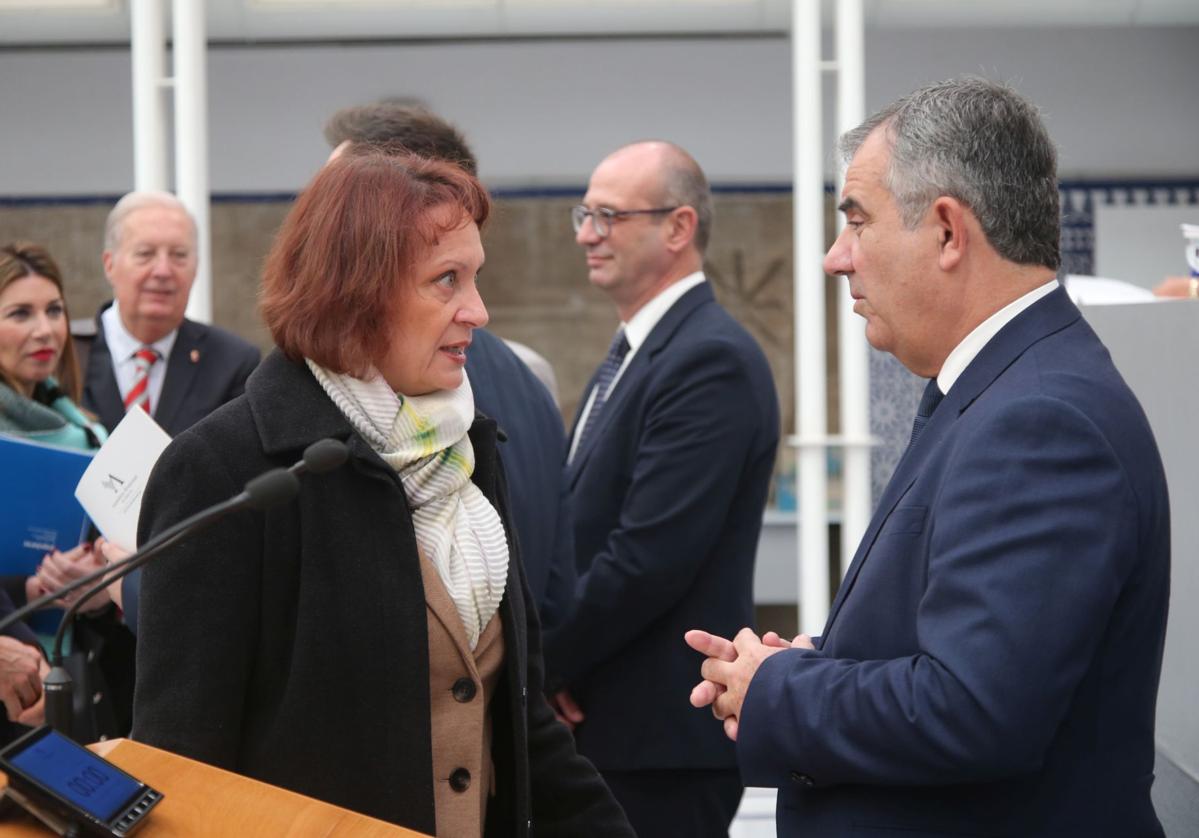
[0,433,93,573]
[0,434,94,635]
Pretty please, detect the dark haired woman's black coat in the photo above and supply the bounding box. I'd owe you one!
[132,350,631,837]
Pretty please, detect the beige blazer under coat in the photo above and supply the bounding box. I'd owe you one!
[420,554,506,838]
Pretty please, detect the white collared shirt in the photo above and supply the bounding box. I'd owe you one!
[102,303,178,416]
[568,271,707,462]
[937,279,1059,396]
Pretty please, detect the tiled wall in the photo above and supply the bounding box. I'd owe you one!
[1,193,845,505]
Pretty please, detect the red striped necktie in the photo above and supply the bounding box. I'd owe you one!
[124,347,160,414]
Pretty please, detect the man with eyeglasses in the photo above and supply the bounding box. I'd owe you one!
[542,140,779,837]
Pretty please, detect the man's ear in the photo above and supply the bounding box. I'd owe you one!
[664,206,699,253]
[101,250,115,283]
[931,196,968,271]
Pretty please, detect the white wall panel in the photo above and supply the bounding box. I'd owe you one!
[0,26,1195,196]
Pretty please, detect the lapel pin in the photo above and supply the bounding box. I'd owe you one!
[190,349,200,364]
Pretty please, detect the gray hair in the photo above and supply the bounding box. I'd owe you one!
[104,190,196,253]
[655,142,714,254]
[839,76,1060,271]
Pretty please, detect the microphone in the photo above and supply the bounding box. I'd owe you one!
[289,438,349,477]
[0,468,300,639]
[0,439,348,637]
[242,468,305,510]
[67,463,306,625]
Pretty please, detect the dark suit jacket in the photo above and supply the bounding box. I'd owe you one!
[739,288,1170,837]
[544,282,779,771]
[131,351,632,837]
[78,304,260,437]
[76,303,260,633]
[466,329,575,627]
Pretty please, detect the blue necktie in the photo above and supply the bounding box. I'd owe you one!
[572,329,630,461]
[908,378,944,448]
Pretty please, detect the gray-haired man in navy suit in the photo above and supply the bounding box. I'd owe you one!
[689,77,1170,838]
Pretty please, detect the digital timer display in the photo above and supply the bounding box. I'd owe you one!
[7,729,142,822]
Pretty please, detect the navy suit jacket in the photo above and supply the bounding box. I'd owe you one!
[740,288,1170,837]
[544,282,779,771]
[78,304,260,633]
[466,329,575,626]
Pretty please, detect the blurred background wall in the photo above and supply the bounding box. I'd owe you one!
[2,7,1197,833]
[1,24,1196,432]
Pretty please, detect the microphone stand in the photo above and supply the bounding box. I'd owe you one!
[0,439,346,640]
[41,491,258,737]
[0,478,289,638]
[17,469,302,739]
[2,437,347,740]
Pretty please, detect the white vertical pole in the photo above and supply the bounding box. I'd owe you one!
[173,0,212,324]
[130,0,168,191]
[835,0,870,577]
[793,0,829,634]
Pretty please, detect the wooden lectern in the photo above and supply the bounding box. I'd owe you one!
[0,738,428,836]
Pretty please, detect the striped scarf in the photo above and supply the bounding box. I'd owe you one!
[307,361,508,649]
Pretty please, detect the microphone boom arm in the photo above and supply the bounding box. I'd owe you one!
[0,492,247,643]
[48,492,250,667]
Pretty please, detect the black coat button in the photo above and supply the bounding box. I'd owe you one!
[789,771,816,787]
[449,768,471,792]
[452,677,477,703]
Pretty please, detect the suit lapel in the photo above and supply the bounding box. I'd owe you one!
[822,287,1082,639]
[566,283,715,487]
[83,307,126,433]
[154,319,205,434]
[822,428,932,636]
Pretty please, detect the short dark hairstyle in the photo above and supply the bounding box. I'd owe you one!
[324,101,478,176]
[0,242,82,401]
[259,153,490,376]
[839,76,1061,271]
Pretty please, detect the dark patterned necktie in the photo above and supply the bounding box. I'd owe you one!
[572,328,630,461]
[123,347,160,414]
[908,378,944,448]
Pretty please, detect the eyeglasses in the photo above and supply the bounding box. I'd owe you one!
[571,204,679,238]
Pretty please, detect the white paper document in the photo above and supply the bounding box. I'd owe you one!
[74,409,172,552]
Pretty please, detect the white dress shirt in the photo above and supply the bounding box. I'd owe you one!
[937,279,1059,396]
[102,303,178,416]
[568,271,707,462]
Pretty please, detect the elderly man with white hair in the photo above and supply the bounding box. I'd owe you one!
[73,191,260,654]
[77,190,259,437]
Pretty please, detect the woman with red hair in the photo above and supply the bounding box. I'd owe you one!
[132,151,631,837]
